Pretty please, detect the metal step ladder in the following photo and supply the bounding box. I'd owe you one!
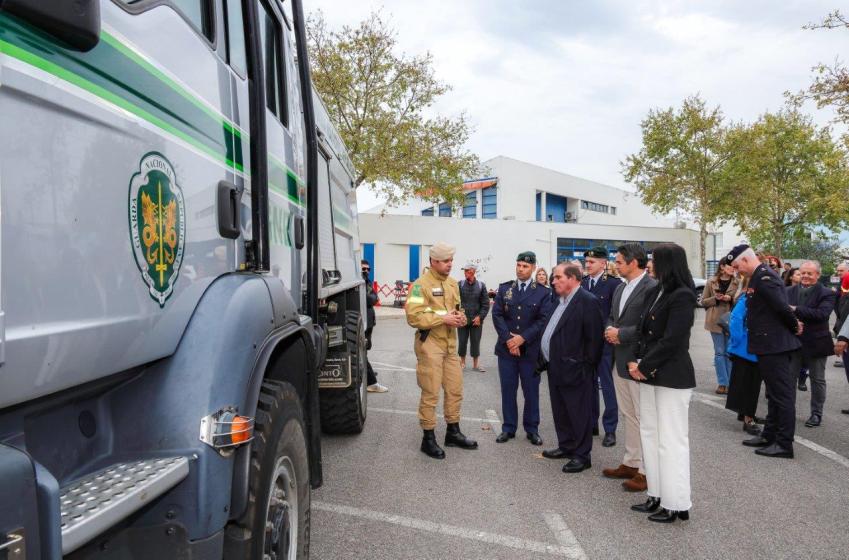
[60,456,189,555]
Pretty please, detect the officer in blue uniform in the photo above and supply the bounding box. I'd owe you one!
[582,246,623,447]
[492,251,553,445]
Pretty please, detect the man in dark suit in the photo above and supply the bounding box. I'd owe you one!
[492,251,553,445]
[730,245,802,458]
[539,263,605,473]
[582,246,623,447]
[602,244,657,492]
[786,260,836,427]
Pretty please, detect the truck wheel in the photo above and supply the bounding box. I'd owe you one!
[237,380,311,560]
[319,310,367,434]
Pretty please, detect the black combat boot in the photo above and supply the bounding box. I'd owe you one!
[444,423,478,449]
[421,429,446,459]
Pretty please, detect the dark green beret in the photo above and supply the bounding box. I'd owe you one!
[516,251,536,264]
[584,246,608,259]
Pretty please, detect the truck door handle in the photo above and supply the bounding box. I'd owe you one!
[293,215,305,249]
[217,180,244,239]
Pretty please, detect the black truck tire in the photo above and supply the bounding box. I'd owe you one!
[319,310,367,434]
[229,380,311,560]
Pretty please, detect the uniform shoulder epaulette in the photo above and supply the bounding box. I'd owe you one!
[499,280,513,288]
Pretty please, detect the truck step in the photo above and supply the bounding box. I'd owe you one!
[60,456,189,554]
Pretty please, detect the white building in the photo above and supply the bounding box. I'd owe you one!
[360,156,743,299]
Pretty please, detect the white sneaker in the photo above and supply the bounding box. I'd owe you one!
[367,383,389,393]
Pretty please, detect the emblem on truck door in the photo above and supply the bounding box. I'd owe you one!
[128,152,186,307]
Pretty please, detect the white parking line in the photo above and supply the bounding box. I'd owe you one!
[485,408,502,432]
[370,360,416,372]
[369,407,489,424]
[542,513,589,560]
[691,393,849,470]
[313,501,582,557]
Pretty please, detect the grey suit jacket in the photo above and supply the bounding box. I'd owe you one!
[607,273,658,379]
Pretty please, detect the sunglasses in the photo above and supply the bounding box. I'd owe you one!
[362,267,370,272]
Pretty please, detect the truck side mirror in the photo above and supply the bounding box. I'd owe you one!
[2,0,101,52]
[293,215,305,250]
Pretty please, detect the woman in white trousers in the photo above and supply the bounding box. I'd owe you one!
[627,243,697,523]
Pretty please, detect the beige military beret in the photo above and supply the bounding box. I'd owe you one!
[429,241,456,261]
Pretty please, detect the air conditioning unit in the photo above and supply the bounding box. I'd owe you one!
[565,212,576,222]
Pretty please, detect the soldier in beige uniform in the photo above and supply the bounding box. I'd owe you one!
[406,241,479,459]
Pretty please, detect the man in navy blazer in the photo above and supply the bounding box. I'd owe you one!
[540,263,605,473]
[786,261,836,428]
[492,251,553,445]
[582,246,623,447]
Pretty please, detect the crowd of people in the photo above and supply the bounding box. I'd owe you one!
[394,240,849,526]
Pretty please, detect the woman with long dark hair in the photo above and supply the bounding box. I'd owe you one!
[627,243,696,523]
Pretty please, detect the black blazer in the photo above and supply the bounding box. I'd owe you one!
[546,288,605,387]
[786,283,836,359]
[632,285,696,389]
[746,264,801,356]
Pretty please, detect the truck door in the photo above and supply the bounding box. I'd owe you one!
[0,2,244,408]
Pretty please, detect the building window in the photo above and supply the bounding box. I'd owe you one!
[421,207,434,216]
[409,245,420,281]
[556,238,670,265]
[463,192,477,218]
[581,200,609,213]
[535,192,542,221]
[481,186,497,219]
[610,207,616,215]
[438,202,452,217]
[546,193,568,223]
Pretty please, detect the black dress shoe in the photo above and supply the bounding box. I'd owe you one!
[420,430,445,459]
[527,432,543,446]
[798,381,808,391]
[630,497,661,513]
[742,422,761,436]
[495,432,515,443]
[742,435,772,447]
[602,432,616,447]
[445,423,478,449]
[755,443,794,458]
[562,458,591,473]
[542,448,570,459]
[648,508,690,523]
[592,426,599,436]
[842,409,849,415]
[804,414,821,427]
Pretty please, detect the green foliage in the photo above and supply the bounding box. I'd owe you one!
[776,229,841,277]
[307,11,480,208]
[621,95,737,276]
[724,108,849,258]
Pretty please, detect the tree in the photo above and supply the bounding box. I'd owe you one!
[789,10,849,128]
[307,11,480,208]
[622,95,737,277]
[724,108,849,258]
[777,229,841,278]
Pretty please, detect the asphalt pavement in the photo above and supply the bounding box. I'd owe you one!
[311,307,849,560]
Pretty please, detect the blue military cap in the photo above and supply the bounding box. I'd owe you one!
[722,244,750,266]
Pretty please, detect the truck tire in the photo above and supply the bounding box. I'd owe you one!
[319,310,367,434]
[231,380,311,560]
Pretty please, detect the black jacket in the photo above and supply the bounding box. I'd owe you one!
[833,292,849,336]
[632,285,696,389]
[746,264,801,356]
[545,288,605,387]
[364,276,378,330]
[786,283,836,359]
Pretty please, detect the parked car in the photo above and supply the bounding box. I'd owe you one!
[693,277,706,307]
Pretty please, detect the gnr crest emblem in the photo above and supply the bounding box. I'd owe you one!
[128,152,186,307]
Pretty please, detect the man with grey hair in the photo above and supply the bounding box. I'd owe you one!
[729,244,802,458]
[786,260,836,427]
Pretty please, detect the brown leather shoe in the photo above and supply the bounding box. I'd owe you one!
[622,473,647,492]
[602,464,638,479]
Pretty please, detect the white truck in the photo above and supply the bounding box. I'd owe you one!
[0,0,368,557]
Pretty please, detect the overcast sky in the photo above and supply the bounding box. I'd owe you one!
[306,1,848,212]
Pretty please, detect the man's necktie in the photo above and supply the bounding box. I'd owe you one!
[519,282,525,294]
[590,278,596,291]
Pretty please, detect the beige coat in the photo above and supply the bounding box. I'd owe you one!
[702,275,740,334]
